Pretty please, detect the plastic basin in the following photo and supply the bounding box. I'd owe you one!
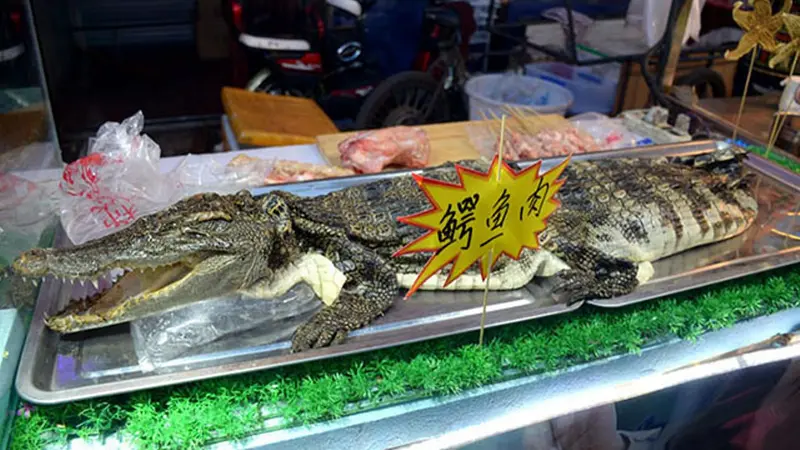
[525,62,620,115]
[464,73,574,120]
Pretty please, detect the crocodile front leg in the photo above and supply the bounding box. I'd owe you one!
[548,238,652,305]
[291,218,397,351]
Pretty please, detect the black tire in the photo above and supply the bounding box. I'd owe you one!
[674,68,727,99]
[354,71,450,130]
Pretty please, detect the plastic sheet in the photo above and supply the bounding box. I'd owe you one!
[0,172,58,236]
[171,153,266,196]
[541,8,594,44]
[569,113,652,150]
[224,154,354,185]
[131,282,322,369]
[466,116,603,161]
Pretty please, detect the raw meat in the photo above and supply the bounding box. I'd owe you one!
[337,126,431,173]
[226,155,355,186]
[496,127,601,160]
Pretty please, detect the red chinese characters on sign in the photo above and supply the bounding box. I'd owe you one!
[60,153,139,229]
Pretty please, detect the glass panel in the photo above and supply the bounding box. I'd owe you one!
[0,0,61,445]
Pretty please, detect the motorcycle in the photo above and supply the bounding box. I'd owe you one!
[225,0,474,128]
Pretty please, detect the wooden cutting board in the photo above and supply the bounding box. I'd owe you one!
[316,115,570,169]
[222,87,339,148]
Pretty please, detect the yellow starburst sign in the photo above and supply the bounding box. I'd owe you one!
[393,154,571,298]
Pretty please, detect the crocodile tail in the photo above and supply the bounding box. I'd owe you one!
[670,146,754,189]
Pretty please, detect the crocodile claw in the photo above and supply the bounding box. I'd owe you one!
[291,318,349,352]
[290,289,390,352]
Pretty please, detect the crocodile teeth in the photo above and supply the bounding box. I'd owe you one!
[91,280,99,290]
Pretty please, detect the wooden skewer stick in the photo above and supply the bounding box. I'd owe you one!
[732,49,758,142]
[478,248,494,347]
[771,228,800,242]
[478,114,506,347]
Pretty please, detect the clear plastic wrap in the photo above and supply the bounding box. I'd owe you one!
[0,172,58,234]
[0,172,59,309]
[569,113,650,150]
[171,153,265,196]
[224,154,355,185]
[466,116,603,161]
[131,282,322,370]
[0,141,62,174]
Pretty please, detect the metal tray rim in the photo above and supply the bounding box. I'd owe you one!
[16,140,800,404]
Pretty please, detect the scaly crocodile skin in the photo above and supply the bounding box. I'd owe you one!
[9,148,757,351]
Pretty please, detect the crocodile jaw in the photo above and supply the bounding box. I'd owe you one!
[45,263,195,332]
[46,253,347,334]
[41,251,257,333]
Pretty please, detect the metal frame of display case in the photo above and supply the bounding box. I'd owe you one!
[11,3,800,449]
[0,0,61,448]
[482,0,740,108]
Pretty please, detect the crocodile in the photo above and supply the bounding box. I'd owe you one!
[10,147,758,352]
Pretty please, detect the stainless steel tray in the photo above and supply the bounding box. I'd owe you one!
[16,140,800,404]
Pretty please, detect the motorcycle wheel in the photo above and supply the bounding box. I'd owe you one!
[354,71,450,130]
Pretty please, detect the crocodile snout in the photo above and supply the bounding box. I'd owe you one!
[12,248,50,277]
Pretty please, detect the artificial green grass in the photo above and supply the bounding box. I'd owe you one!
[743,142,800,173]
[10,143,800,449]
[10,266,800,450]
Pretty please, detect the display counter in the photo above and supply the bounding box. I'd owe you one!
[5,0,800,447]
[8,135,800,449]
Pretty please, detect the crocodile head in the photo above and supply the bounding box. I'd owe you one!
[12,190,295,333]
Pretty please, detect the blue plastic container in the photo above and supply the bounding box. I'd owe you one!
[524,62,620,115]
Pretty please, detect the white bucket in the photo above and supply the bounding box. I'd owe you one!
[464,73,574,121]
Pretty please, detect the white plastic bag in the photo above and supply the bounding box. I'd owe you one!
[58,112,259,245]
[58,112,177,245]
[626,0,706,48]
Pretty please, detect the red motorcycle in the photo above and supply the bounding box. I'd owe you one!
[225,0,475,128]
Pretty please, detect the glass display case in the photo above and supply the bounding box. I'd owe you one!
[3,1,800,449]
[0,0,61,446]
